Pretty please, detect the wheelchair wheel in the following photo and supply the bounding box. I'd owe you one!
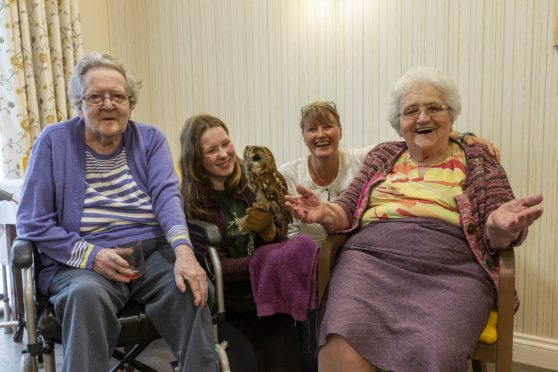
[20,353,38,372]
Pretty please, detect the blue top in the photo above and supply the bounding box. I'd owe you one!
[16,117,192,295]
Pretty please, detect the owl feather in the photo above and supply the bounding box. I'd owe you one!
[242,145,292,233]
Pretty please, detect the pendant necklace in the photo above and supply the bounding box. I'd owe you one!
[309,158,340,201]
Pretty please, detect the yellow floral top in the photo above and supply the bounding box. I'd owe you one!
[361,142,466,226]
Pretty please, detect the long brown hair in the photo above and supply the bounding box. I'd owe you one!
[179,114,246,220]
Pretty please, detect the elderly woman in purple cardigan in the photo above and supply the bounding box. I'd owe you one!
[285,66,543,372]
[16,52,218,372]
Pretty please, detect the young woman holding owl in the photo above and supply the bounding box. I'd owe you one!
[179,114,304,372]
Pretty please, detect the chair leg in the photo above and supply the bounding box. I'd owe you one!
[42,340,56,372]
[111,343,157,372]
[471,359,488,372]
[123,347,133,372]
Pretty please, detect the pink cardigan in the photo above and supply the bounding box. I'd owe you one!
[333,141,526,310]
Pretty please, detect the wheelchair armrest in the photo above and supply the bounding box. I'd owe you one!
[12,238,34,269]
[187,219,226,320]
[188,219,222,246]
[318,233,349,301]
[194,252,212,278]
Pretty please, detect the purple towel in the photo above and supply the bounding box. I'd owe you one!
[249,234,319,321]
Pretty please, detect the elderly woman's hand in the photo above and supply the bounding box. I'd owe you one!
[284,184,326,223]
[486,194,543,249]
[462,135,501,163]
[93,248,135,283]
[285,185,350,232]
[174,244,209,307]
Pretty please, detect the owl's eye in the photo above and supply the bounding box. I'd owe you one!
[253,155,261,161]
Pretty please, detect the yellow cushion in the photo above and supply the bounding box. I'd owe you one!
[478,310,498,344]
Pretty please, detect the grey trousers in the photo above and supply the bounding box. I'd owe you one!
[49,242,218,372]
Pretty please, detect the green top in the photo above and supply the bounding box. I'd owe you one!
[212,190,256,311]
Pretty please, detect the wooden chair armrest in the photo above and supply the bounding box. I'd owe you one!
[496,248,515,366]
[318,233,349,301]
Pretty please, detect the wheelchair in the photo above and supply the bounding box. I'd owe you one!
[10,219,230,372]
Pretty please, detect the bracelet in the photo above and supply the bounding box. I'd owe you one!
[458,131,476,142]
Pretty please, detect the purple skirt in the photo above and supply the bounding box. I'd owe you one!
[318,218,495,372]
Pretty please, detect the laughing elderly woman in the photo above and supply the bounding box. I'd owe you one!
[16,52,218,372]
[285,66,543,372]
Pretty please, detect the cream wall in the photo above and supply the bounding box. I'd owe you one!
[79,0,558,368]
[78,0,110,54]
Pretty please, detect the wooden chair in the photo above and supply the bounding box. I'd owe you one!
[471,248,515,372]
[317,233,516,372]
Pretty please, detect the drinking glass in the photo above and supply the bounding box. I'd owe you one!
[115,241,145,279]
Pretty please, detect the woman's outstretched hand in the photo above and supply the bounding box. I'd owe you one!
[486,194,543,249]
[284,184,326,223]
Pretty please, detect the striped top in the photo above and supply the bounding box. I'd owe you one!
[80,145,158,239]
[361,142,466,226]
[16,118,193,295]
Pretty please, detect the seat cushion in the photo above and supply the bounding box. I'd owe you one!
[38,300,160,347]
[478,310,498,344]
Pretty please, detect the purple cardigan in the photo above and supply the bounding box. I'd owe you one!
[16,117,191,295]
[189,187,285,284]
[334,141,526,306]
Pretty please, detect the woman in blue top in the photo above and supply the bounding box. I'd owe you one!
[16,52,218,372]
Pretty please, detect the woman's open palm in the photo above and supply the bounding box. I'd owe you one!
[487,194,543,248]
[284,184,326,223]
[490,194,543,232]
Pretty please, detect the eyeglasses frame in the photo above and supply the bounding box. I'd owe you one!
[399,103,450,120]
[81,93,131,107]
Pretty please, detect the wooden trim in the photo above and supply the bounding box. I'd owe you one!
[555,0,558,45]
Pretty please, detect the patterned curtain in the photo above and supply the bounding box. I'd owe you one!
[0,0,83,179]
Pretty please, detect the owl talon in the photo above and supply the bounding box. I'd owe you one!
[237,216,251,234]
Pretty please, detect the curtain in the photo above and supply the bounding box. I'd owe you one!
[0,0,83,180]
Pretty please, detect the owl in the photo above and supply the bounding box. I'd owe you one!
[242,145,292,233]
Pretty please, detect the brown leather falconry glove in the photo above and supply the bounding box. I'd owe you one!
[238,202,276,241]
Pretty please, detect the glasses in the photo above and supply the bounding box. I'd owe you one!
[301,101,337,115]
[399,103,449,119]
[81,93,130,106]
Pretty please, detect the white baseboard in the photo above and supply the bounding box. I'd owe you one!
[513,333,558,370]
